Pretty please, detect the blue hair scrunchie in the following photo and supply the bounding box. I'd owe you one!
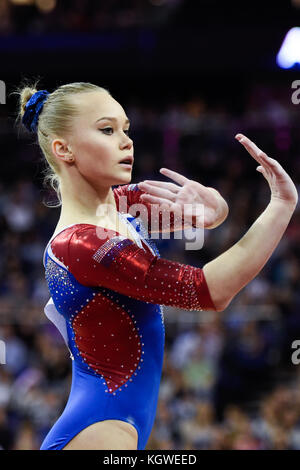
[22,90,50,133]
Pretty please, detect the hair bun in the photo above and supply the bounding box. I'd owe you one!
[22,90,50,133]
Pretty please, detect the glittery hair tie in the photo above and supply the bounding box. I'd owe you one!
[22,90,50,133]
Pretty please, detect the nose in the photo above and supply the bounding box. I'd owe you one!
[120,134,133,150]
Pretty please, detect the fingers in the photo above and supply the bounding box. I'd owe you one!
[159,167,190,186]
[139,180,180,193]
[138,182,177,201]
[256,165,268,177]
[139,193,172,208]
[258,156,285,176]
[235,134,267,166]
[235,134,285,176]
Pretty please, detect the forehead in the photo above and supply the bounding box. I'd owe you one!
[73,91,127,123]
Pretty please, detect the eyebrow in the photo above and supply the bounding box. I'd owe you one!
[96,116,130,125]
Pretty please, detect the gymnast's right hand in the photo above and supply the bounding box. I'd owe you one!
[235,133,298,208]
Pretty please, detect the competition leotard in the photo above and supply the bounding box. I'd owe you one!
[40,183,216,450]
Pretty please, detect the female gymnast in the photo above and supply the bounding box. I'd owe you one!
[17,82,298,450]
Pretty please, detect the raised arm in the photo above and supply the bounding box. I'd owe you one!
[203,134,298,311]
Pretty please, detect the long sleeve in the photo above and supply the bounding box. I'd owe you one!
[113,183,194,233]
[51,224,216,312]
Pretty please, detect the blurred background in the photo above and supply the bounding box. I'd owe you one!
[0,0,300,450]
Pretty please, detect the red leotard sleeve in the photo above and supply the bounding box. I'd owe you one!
[113,184,194,233]
[52,224,216,312]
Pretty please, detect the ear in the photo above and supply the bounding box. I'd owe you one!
[51,138,74,163]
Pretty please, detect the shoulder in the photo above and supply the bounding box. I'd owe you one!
[50,223,122,262]
[113,183,143,212]
[49,223,139,279]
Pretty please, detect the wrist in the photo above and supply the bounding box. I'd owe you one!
[207,199,229,229]
[270,196,297,211]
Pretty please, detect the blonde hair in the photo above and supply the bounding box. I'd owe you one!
[16,80,110,208]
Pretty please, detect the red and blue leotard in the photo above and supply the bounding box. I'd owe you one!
[40,183,216,450]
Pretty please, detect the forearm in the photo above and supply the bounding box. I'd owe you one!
[203,198,296,311]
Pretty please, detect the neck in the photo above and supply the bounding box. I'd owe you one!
[57,174,118,227]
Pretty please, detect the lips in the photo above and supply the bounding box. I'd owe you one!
[119,156,134,165]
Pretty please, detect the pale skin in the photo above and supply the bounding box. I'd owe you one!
[49,90,297,449]
[138,169,229,230]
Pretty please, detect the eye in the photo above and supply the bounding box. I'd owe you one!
[99,127,131,136]
[100,127,113,134]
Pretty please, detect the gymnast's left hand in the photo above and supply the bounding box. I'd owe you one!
[138,168,229,229]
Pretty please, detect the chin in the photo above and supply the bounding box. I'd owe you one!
[113,173,132,186]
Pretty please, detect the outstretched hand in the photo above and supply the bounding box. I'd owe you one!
[138,168,229,229]
[236,133,298,207]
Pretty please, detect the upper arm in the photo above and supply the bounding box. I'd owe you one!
[53,225,217,312]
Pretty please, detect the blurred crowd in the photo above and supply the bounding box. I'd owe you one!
[0,0,183,35]
[0,82,300,449]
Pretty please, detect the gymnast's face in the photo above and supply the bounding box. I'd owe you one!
[66,91,134,188]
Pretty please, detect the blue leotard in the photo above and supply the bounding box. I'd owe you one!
[40,184,216,450]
